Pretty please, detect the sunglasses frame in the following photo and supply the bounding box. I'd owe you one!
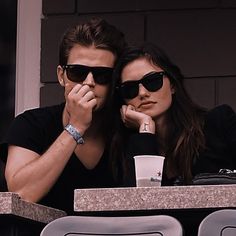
[62,64,114,85]
[118,71,165,100]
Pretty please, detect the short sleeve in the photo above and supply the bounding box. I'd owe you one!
[2,105,63,158]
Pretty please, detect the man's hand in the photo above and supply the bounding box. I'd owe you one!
[64,83,97,134]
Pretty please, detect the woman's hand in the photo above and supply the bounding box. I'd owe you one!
[120,105,155,134]
[64,83,97,134]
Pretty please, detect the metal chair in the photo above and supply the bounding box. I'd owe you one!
[198,209,236,236]
[40,215,183,236]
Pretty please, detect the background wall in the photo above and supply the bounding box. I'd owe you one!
[40,0,236,111]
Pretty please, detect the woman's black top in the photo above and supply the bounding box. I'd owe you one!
[123,104,236,186]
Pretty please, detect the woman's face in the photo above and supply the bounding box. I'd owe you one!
[121,57,174,120]
[57,44,116,111]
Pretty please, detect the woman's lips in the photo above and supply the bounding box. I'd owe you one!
[138,101,156,109]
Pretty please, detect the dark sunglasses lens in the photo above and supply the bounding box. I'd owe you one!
[120,82,139,99]
[120,72,164,99]
[142,72,164,92]
[93,69,113,85]
[66,66,88,82]
[65,65,113,85]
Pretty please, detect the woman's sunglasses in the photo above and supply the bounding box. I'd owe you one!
[62,64,113,85]
[118,71,165,99]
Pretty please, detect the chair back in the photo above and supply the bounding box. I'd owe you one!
[40,215,183,236]
[198,209,236,236]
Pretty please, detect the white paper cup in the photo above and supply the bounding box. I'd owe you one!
[133,155,165,187]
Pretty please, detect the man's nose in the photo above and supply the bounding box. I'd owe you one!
[83,72,95,86]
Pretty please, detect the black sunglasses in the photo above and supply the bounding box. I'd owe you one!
[62,64,113,85]
[118,71,165,99]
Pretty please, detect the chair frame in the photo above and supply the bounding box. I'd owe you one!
[40,215,183,236]
[198,209,236,236]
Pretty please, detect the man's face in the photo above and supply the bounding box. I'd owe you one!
[57,44,116,111]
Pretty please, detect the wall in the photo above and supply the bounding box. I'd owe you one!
[41,0,236,111]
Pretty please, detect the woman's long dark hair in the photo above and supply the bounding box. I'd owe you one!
[110,43,206,184]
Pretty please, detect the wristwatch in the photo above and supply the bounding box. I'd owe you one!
[64,124,84,144]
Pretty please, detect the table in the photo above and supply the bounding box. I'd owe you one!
[74,185,236,236]
[0,192,66,236]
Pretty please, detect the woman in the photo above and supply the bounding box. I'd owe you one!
[111,42,236,186]
[3,17,127,214]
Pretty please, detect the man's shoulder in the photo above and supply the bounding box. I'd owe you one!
[17,103,64,122]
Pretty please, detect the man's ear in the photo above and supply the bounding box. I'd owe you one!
[57,65,65,87]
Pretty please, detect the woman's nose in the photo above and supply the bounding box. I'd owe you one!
[138,83,149,97]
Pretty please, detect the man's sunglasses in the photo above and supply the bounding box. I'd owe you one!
[62,64,113,85]
[118,71,165,99]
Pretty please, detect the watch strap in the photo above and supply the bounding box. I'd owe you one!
[64,124,84,144]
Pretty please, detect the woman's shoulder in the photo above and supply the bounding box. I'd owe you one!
[205,104,236,130]
[208,104,235,114]
[206,104,235,119]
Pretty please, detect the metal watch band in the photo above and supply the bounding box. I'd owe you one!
[64,124,84,144]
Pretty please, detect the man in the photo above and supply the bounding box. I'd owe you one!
[3,17,127,214]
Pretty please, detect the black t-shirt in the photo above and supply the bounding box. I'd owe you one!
[2,103,115,214]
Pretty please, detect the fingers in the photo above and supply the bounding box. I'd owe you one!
[64,83,75,97]
[65,84,97,134]
[120,104,154,132]
[120,105,133,122]
[70,84,90,97]
[66,84,95,103]
[80,90,95,103]
[120,105,139,128]
[120,105,127,123]
[87,98,97,110]
[121,105,139,121]
[65,83,97,117]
